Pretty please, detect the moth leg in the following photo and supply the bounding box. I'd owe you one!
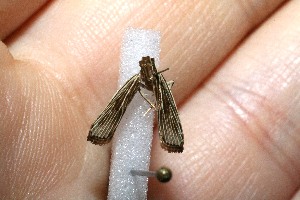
[139,82,148,90]
[167,80,174,89]
[143,107,153,116]
[138,89,156,109]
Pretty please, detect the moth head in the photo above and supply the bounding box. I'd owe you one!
[139,56,155,82]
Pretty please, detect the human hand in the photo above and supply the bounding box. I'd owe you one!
[0,0,299,199]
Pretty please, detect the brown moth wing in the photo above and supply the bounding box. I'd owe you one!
[87,74,140,145]
[156,73,184,153]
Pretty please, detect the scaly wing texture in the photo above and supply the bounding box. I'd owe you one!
[87,74,140,145]
[156,74,184,153]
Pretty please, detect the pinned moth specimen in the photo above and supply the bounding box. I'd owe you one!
[87,56,184,153]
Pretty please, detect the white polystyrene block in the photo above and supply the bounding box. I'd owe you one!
[107,28,160,200]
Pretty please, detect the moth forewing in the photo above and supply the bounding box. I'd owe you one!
[87,74,140,145]
[156,74,184,153]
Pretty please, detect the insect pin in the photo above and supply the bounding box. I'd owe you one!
[87,56,184,153]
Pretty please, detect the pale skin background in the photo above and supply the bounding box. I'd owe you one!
[0,0,299,199]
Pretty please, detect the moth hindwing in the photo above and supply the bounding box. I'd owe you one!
[87,56,184,153]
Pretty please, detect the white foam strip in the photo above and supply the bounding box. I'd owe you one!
[107,28,160,200]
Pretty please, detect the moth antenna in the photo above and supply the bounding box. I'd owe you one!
[156,68,169,75]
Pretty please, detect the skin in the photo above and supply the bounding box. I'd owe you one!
[0,0,299,199]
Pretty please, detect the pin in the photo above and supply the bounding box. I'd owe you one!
[130,167,172,183]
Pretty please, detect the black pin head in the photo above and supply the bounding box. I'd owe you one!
[156,167,172,183]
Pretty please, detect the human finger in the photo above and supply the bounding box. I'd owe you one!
[0,0,49,39]
[149,0,300,199]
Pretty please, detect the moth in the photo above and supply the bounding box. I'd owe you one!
[87,56,184,153]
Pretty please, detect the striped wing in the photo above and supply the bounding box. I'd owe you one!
[87,74,140,145]
[156,74,184,153]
